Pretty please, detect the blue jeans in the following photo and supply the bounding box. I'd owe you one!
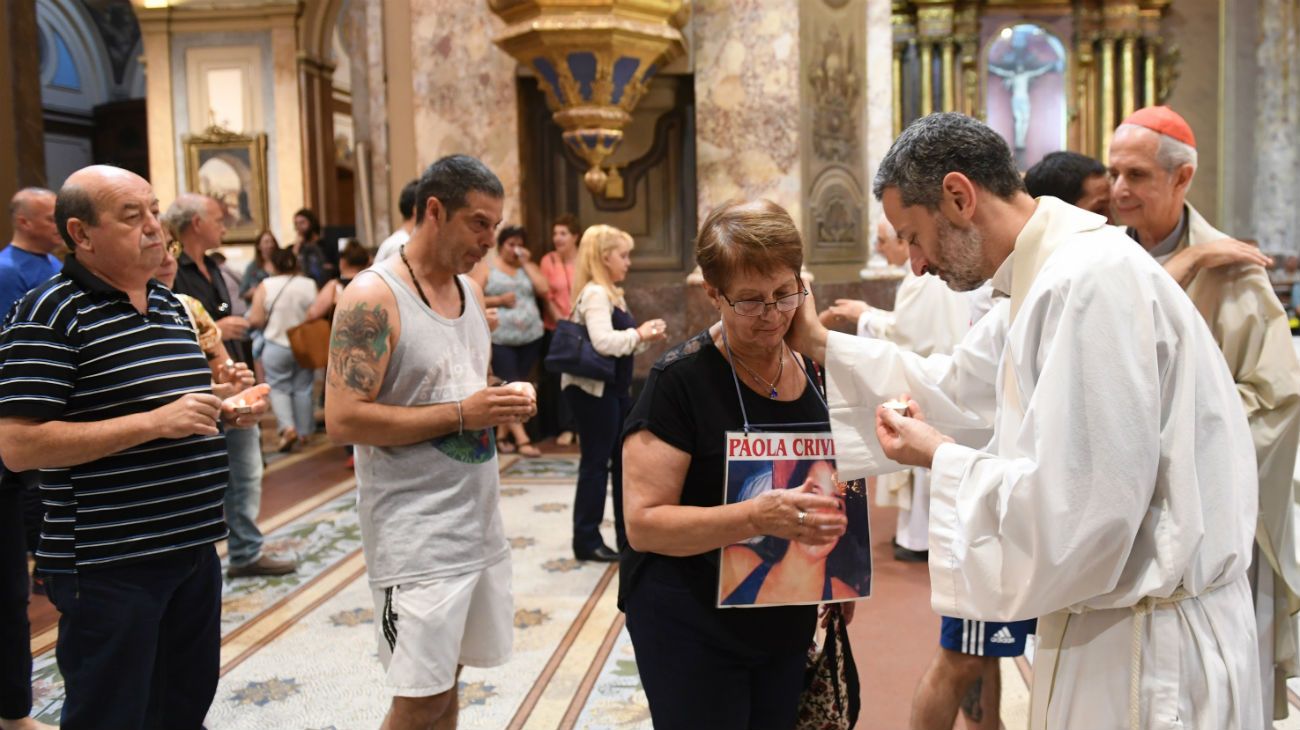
[46,545,222,730]
[263,341,316,437]
[223,425,264,567]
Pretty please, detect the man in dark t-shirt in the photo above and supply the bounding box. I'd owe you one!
[0,166,268,729]
[164,194,294,579]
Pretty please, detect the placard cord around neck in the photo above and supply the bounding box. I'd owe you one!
[721,326,828,434]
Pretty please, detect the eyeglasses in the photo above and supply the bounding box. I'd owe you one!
[721,290,808,317]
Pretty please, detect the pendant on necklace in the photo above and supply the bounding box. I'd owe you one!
[769,388,778,399]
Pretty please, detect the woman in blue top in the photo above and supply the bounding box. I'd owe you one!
[474,225,548,457]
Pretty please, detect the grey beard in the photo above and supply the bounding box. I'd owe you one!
[934,217,988,292]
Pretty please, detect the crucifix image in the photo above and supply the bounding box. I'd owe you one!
[988,59,1057,152]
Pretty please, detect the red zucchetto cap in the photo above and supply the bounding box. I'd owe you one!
[1121,106,1197,148]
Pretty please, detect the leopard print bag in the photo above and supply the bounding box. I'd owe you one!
[795,605,861,730]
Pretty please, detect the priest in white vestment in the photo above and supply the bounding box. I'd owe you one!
[789,112,1262,729]
[1109,105,1300,723]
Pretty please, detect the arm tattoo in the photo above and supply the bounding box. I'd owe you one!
[329,303,392,394]
[960,677,984,722]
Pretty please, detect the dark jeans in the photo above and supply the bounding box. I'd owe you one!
[46,545,222,730]
[491,338,543,383]
[564,386,628,553]
[624,560,808,730]
[0,483,32,720]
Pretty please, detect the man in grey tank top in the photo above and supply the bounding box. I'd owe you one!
[325,155,536,730]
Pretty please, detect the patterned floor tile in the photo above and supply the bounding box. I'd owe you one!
[31,487,362,723]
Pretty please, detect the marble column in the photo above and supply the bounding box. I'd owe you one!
[1251,0,1300,254]
[864,0,895,268]
[345,0,391,243]
[408,2,521,223]
[138,9,177,206]
[271,21,306,236]
[693,0,802,230]
[0,0,46,238]
[298,55,339,226]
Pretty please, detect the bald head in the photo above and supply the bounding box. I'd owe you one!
[9,187,54,217]
[56,165,164,285]
[9,188,59,254]
[875,217,908,267]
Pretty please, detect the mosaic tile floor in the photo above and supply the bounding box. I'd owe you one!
[206,454,649,729]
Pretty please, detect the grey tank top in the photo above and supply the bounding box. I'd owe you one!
[355,265,508,588]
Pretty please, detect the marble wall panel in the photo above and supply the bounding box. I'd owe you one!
[801,0,868,272]
[408,2,521,222]
[1251,0,1300,254]
[693,0,802,230]
[1161,1,1219,220]
[1218,0,1258,239]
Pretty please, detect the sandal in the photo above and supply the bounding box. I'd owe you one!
[556,431,574,446]
[277,427,298,453]
[518,441,542,458]
[498,440,517,454]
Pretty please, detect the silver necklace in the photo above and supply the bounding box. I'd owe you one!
[732,348,785,399]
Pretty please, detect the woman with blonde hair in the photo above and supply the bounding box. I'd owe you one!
[563,225,666,561]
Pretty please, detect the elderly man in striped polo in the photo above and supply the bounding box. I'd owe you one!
[0,165,268,730]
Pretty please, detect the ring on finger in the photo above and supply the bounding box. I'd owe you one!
[797,510,807,527]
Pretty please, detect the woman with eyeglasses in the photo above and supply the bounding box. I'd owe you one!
[619,200,854,730]
[563,225,666,562]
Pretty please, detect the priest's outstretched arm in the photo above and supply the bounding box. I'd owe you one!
[790,298,1006,479]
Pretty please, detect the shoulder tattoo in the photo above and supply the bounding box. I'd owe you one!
[328,302,392,393]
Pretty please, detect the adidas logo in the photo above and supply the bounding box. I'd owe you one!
[989,626,1016,644]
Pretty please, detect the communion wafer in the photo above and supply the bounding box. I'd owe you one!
[881,399,910,417]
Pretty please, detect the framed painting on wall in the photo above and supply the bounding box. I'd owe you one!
[182,125,268,244]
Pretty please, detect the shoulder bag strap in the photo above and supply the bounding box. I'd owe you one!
[263,275,294,321]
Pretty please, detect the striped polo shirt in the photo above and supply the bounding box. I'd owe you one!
[0,256,229,573]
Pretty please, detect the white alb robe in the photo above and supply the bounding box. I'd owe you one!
[857,271,973,552]
[826,197,1261,729]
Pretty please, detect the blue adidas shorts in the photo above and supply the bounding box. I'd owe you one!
[940,617,1037,657]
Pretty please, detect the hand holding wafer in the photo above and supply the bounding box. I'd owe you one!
[221,383,271,428]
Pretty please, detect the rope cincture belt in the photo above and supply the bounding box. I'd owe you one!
[1076,583,1219,730]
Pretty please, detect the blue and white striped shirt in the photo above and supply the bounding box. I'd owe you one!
[0,256,229,573]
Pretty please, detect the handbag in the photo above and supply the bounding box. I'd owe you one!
[286,318,332,370]
[795,605,861,730]
[543,289,616,382]
[544,319,616,382]
[266,275,330,370]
